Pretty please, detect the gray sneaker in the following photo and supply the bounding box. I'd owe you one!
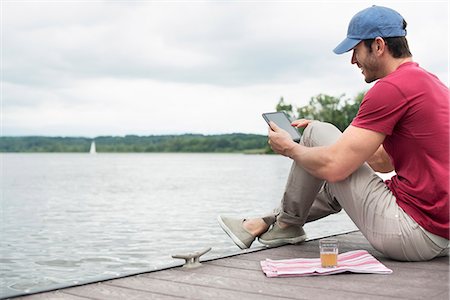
[217,216,255,249]
[258,222,306,247]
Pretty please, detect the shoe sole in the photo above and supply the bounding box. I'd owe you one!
[217,216,249,250]
[258,234,307,247]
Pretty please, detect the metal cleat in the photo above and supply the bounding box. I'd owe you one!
[172,247,212,268]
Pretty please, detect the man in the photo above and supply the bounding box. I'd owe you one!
[218,5,449,261]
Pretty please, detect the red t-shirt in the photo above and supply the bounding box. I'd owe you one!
[352,62,449,239]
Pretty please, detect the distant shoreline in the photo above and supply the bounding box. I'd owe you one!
[0,134,271,154]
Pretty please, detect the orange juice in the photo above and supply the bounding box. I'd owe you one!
[320,252,338,268]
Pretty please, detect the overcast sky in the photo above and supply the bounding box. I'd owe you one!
[2,0,449,137]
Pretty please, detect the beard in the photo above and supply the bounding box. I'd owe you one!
[364,75,377,83]
[361,53,381,83]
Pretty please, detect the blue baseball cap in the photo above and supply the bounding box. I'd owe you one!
[333,6,407,54]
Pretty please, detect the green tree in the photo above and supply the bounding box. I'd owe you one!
[342,91,364,128]
[276,97,295,120]
[297,92,364,131]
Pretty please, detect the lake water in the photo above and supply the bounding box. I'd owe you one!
[1,153,357,298]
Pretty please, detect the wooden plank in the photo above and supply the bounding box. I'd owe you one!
[377,256,449,272]
[178,262,446,299]
[235,245,320,261]
[230,232,379,261]
[143,268,394,300]
[233,248,448,275]
[208,253,449,281]
[61,282,180,300]
[105,274,293,300]
[233,244,377,261]
[218,252,448,290]
[208,257,262,270]
[216,233,448,299]
[434,290,450,300]
[235,233,448,271]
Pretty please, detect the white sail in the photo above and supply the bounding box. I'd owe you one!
[89,141,96,154]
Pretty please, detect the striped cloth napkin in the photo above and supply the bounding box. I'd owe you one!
[261,250,392,277]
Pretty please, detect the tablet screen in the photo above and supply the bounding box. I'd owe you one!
[262,112,301,143]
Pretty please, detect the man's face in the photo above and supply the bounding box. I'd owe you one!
[351,41,381,83]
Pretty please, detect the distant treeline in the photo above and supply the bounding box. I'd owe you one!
[2,93,366,153]
[0,134,269,153]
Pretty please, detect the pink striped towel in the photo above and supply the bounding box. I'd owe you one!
[261,250,392,277]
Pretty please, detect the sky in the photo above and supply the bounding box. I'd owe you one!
[2,0,449,137]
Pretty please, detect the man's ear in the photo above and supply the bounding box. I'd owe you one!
[373,37,386,55]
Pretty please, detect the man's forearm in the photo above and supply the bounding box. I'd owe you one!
[269,123,386,182]
[288,144,352,183]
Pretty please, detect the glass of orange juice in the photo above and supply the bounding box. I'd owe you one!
[319,238,338,268]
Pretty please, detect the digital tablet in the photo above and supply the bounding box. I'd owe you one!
[262,112,301,143]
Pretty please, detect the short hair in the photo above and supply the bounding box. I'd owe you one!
[363,20,412,58]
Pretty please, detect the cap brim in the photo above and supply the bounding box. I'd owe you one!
[333,38,361,54]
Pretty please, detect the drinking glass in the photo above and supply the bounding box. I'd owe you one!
[319,238,338,268]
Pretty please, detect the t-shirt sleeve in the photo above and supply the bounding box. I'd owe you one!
[351,81,408,136]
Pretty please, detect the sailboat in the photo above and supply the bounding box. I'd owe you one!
[89,141,97,154]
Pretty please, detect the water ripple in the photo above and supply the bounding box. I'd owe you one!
[2,153,357,298]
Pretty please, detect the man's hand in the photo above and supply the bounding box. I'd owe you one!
[367,144,394,173]
[291,119,313,128]
[268,121,297,157]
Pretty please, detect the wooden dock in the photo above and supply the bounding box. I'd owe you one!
[13,231,449,300]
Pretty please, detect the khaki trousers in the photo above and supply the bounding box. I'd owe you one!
[263,121,448,261]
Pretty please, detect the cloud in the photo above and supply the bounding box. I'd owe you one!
[3,2,348,86]
[2,0,448,136]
